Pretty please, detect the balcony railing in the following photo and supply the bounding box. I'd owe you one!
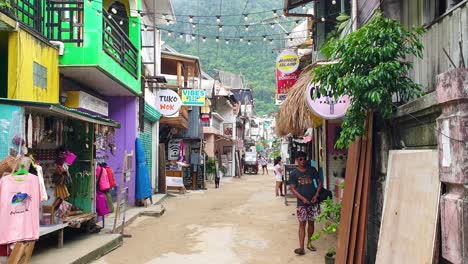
[46,0,84,45]
[102,9,138,78]
[1,0,44,34]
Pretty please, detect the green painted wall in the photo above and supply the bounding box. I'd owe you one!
[59,0,141,94]
[0,32,8,98]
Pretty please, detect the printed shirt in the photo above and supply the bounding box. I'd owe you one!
[260,157,268,166]
[290,167,320,206]
[0,174,41,244]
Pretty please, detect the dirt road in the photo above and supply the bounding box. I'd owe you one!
[94,171,335,264]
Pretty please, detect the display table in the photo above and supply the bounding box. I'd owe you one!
[39,223,69,248]
[64,213,96,228]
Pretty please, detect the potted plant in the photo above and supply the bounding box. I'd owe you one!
[219,165,227,176]
[311,182,344,264]
[205,158,217,182]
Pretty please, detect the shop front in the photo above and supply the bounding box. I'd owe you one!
[0,99,119,256]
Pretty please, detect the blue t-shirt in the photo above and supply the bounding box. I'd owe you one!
[290,167,320,206]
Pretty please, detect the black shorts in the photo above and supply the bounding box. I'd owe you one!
[262,165,267,168]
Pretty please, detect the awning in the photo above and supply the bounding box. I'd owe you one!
[144,102,161,123]
[0,99,120,128]
[276,63,322,137]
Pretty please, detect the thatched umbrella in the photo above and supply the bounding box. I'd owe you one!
[276,63,323,137]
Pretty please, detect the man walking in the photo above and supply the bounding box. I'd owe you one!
[259,155,268,175]
[290,151,322,255]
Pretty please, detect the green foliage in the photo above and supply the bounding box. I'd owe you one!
[312,12,425,148]
[0,0,10,8]
[206,158,217,174]
[166,0,287,116]
[219,165,227,174]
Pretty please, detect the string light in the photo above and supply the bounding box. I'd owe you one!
[111,7,117,14]
[143,24,147,31]
[321,17,325,22]
[332,0,336,4]
[119,20,123,25]
[295,20,300,26]
[96,10,101,16]
[269,39,273,44]
[240,37,243,42]
[247,40,251,45]
[202,36,206,42]
[87,0,91,5]
[273,10,278,17]
[225,39,229,44]
[156,28,160,33]
[216,36,219,42]
[218,25,223,32]
[270,23,275,28]
[162,13,167,19]
[137,10,142,18]
[166,19,170,25]
[108,14,112,19]
[302,5,307,10]
[289,38,293,42]
[245,25,249,31]
[263,36,267,41]
[244,14,248,21]
[191,34,196,40]
[192,23,196,28]
[179,33,184,38]
[189,16,194,23]
[168,31,172,36]
[132,22,136,27]
[216,16,221,24]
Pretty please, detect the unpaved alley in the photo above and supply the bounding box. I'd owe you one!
[94,172,335,264]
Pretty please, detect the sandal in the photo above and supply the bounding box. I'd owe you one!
[307,241,317,252]
[294,248,305,255]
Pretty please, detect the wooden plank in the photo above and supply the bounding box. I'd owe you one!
[376,150,439,264]
[336,137,362,264]
[8,241,35,264]
[355,113,374,264]
[39,223,69,236]
[347,117,369,264]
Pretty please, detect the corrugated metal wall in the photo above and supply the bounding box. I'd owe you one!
[184,106,202,139]
[140,119,153,178]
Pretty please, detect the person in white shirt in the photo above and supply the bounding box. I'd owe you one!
[259,155,269,175]
[274,156,284,197]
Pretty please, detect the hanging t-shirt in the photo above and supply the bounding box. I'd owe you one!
[0,174,41,244]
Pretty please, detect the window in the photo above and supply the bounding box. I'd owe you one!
[33,62,47,89]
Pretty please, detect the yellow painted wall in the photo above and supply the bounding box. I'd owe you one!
[8,29,59,103]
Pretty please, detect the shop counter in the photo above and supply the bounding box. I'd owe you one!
[39,223,69,248]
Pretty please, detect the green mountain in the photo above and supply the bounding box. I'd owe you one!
[163,0,294,116]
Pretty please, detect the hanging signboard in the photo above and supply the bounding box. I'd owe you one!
[223,123,233,137]
[306,83,351,119]
[181,89,206,106]
[168,139,182,160]
[276,49,300,105]
[156,89,182,116]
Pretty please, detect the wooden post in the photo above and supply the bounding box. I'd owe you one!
[176,62,182,87]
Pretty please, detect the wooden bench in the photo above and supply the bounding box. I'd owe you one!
[39,223,68,248]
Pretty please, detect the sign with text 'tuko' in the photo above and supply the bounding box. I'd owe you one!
[156,89,182,116]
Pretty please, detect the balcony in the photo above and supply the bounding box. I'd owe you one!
[202,112,224,135]
[1,0,45,34]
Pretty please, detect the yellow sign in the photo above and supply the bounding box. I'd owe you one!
[276,49,299,74]
[181,89,206,106]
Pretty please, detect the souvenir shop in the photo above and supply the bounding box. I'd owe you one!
[0,100,119,259]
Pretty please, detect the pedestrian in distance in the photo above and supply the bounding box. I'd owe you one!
[259,155,268,175]
[290,151,322,256]
[273,156,284,197]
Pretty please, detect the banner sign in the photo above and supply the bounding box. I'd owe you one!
[66,91,109,116]
[276,49,300,104]
[166,176,184,187]
[156,89,182,116]
[306,83,351,120]
[181,89,206,106]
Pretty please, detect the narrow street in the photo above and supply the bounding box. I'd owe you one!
[94,170,335,264]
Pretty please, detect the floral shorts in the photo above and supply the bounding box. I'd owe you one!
[297,204,320,222]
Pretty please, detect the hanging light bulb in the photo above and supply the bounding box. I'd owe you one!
[191,34,195,40]
[216,16,221,24]
[245,25,249,31]
[202,37,206,42]
[295,20,300,26]
[192,23,196,29]
[166,19,170,25]
[269,39,273,44]
[263,36,267,41]
[179,33,184,39]
[270,23,275,28]
[286,33,290,37]
[119,20,123,25]
[156,28,160,33]
[332,0,336,4]
[302,5,307,10]
[168,31,172,36]
[247,40,251,45]
[273,10,278,17]
[108,14,112,19]
[289,38,293,42]
[244,14,248,21]
[321,17,325,22]
[111,7,117,14]
[240,37,244,42]
[218,25,223,32]
[87,0,91,5]
[143,25,147,31]
[96,10,101,16]
[216,36,219,42]
[162,13,167,19]
[189,16,194,23]
[132,22,136,27]
[225,39,229,44]
[137,10,142,18]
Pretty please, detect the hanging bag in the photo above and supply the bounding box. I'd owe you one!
[105,166,117,188]
[95,166,110,216]
[96,165,110,192]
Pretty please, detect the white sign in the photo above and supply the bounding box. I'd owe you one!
[276,49,299,74]
[66,91,109,116]
[166,176,184,187]
[156,89,182,116]
[168,139,182,160]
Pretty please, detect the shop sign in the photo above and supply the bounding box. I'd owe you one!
[66,91,109,116]
[181,89,206,106]
[168,139,182,160]
[156,89,182,117]
[306,83,351,120]
[276,49,299,74]
[223,123,233,137]
[276,49,300,104]
[166,177,184,187]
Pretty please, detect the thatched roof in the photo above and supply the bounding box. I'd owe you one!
[276,63,323,137]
